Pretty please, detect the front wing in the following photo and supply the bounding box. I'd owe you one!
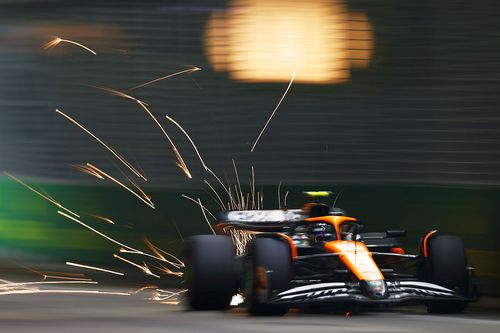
[268,281,473,306]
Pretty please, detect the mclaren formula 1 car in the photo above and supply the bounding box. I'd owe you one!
[185,192,478,315]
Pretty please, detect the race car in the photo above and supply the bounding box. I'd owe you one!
[184,191,479,315]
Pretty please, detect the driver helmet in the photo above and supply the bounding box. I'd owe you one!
[310,223,335,243]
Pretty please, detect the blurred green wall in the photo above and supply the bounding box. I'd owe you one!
[1,179,499,295]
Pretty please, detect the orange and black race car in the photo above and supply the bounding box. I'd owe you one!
[184,192,479,315]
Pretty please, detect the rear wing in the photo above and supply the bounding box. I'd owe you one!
[216,209,305,232]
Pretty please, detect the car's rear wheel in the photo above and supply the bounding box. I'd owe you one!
[184,235,236,310]
[423,235,469,313]
[244,238,291,316]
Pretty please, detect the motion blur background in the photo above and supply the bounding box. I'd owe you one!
[0,0,499,294]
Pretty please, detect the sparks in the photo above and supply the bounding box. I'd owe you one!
[125,66,201,92]
[57,211,181,268]
[225,226,256,255]
[204,179,227,210]
[118,249,183,270]
[66,262,125,276]
[180,194,216,220]
[0,289,130,297]
[88,86,191,179]
[71,164,105,179]
[143,238,185,268]
[230,293,245,306]
[57,210,142,253]
[0,281,97,289]
[85,163,155,209]
[3,171,80,218]
[90,214,115,225]
[250,68,297,152]
[121,170,153,203]
[198,197,216,235]
[87,85,148,105]
[231,159,245,210]
[42,36,97,55]
[332,189,344,208]
[22,267,88,281]
[149,289,187,304]
[136,101,191,179]
[150,264,183,278]
[113,254,160,279]
[43,275,92,282]
[55,109,147,181]
[130,285,158,295]
[278,181,283,209]
[165,115,208,171]
[170,219,184,242]
[206,167,237,208]
[251,166,256,209]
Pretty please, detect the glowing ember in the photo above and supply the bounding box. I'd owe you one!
[251,68,296,152]
[42,36,97,55]
[3,171,80,218]
[125,66,201,92]
[55,109,147,181]
[66,262,125,276]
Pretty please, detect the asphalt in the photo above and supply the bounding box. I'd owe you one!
[0,288,499,333]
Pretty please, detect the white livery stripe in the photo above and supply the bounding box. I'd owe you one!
[279,283,347,296]
[398,281,454,293]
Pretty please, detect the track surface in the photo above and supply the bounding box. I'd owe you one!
[0,289,499,333]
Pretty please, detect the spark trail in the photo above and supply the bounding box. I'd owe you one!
[204,179,227,210]
[164,114,237,207]
[278,181,282,209]
[180,195,216,220]
[136,101,191,179]
[57,211,183,269]
[0,281,97,289]
[66,262,125,276]
[3,172,80,218]
[88,86,192,178]
[198,198,216,235]
[113,254,160,279]
[87,85,146,105]
[55,109,146,180]
[232,159,244,210]
[251,68,297,152]
[71,164,104,179]
[125,66,201,92]
[43,36,97,55]
[0,289,130,296]
[144,238,184,268]
[165,115,208,171]
[85,163,154,209]
[90,214,115,225]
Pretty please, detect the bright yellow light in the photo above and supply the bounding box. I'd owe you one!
[204,0,374,84]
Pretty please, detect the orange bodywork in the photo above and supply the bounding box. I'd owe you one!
[325,240,384,281]
[390,247,405,255]
[277,232,298,259]
[422,230,437,257]
[305,215,383,281]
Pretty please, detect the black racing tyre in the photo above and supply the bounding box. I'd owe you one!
[244,238,291,316]
[424,235,469,313]
[184,235,236,310]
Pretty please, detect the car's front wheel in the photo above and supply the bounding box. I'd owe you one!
[423,235,469,313]
[243,238,291,316]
